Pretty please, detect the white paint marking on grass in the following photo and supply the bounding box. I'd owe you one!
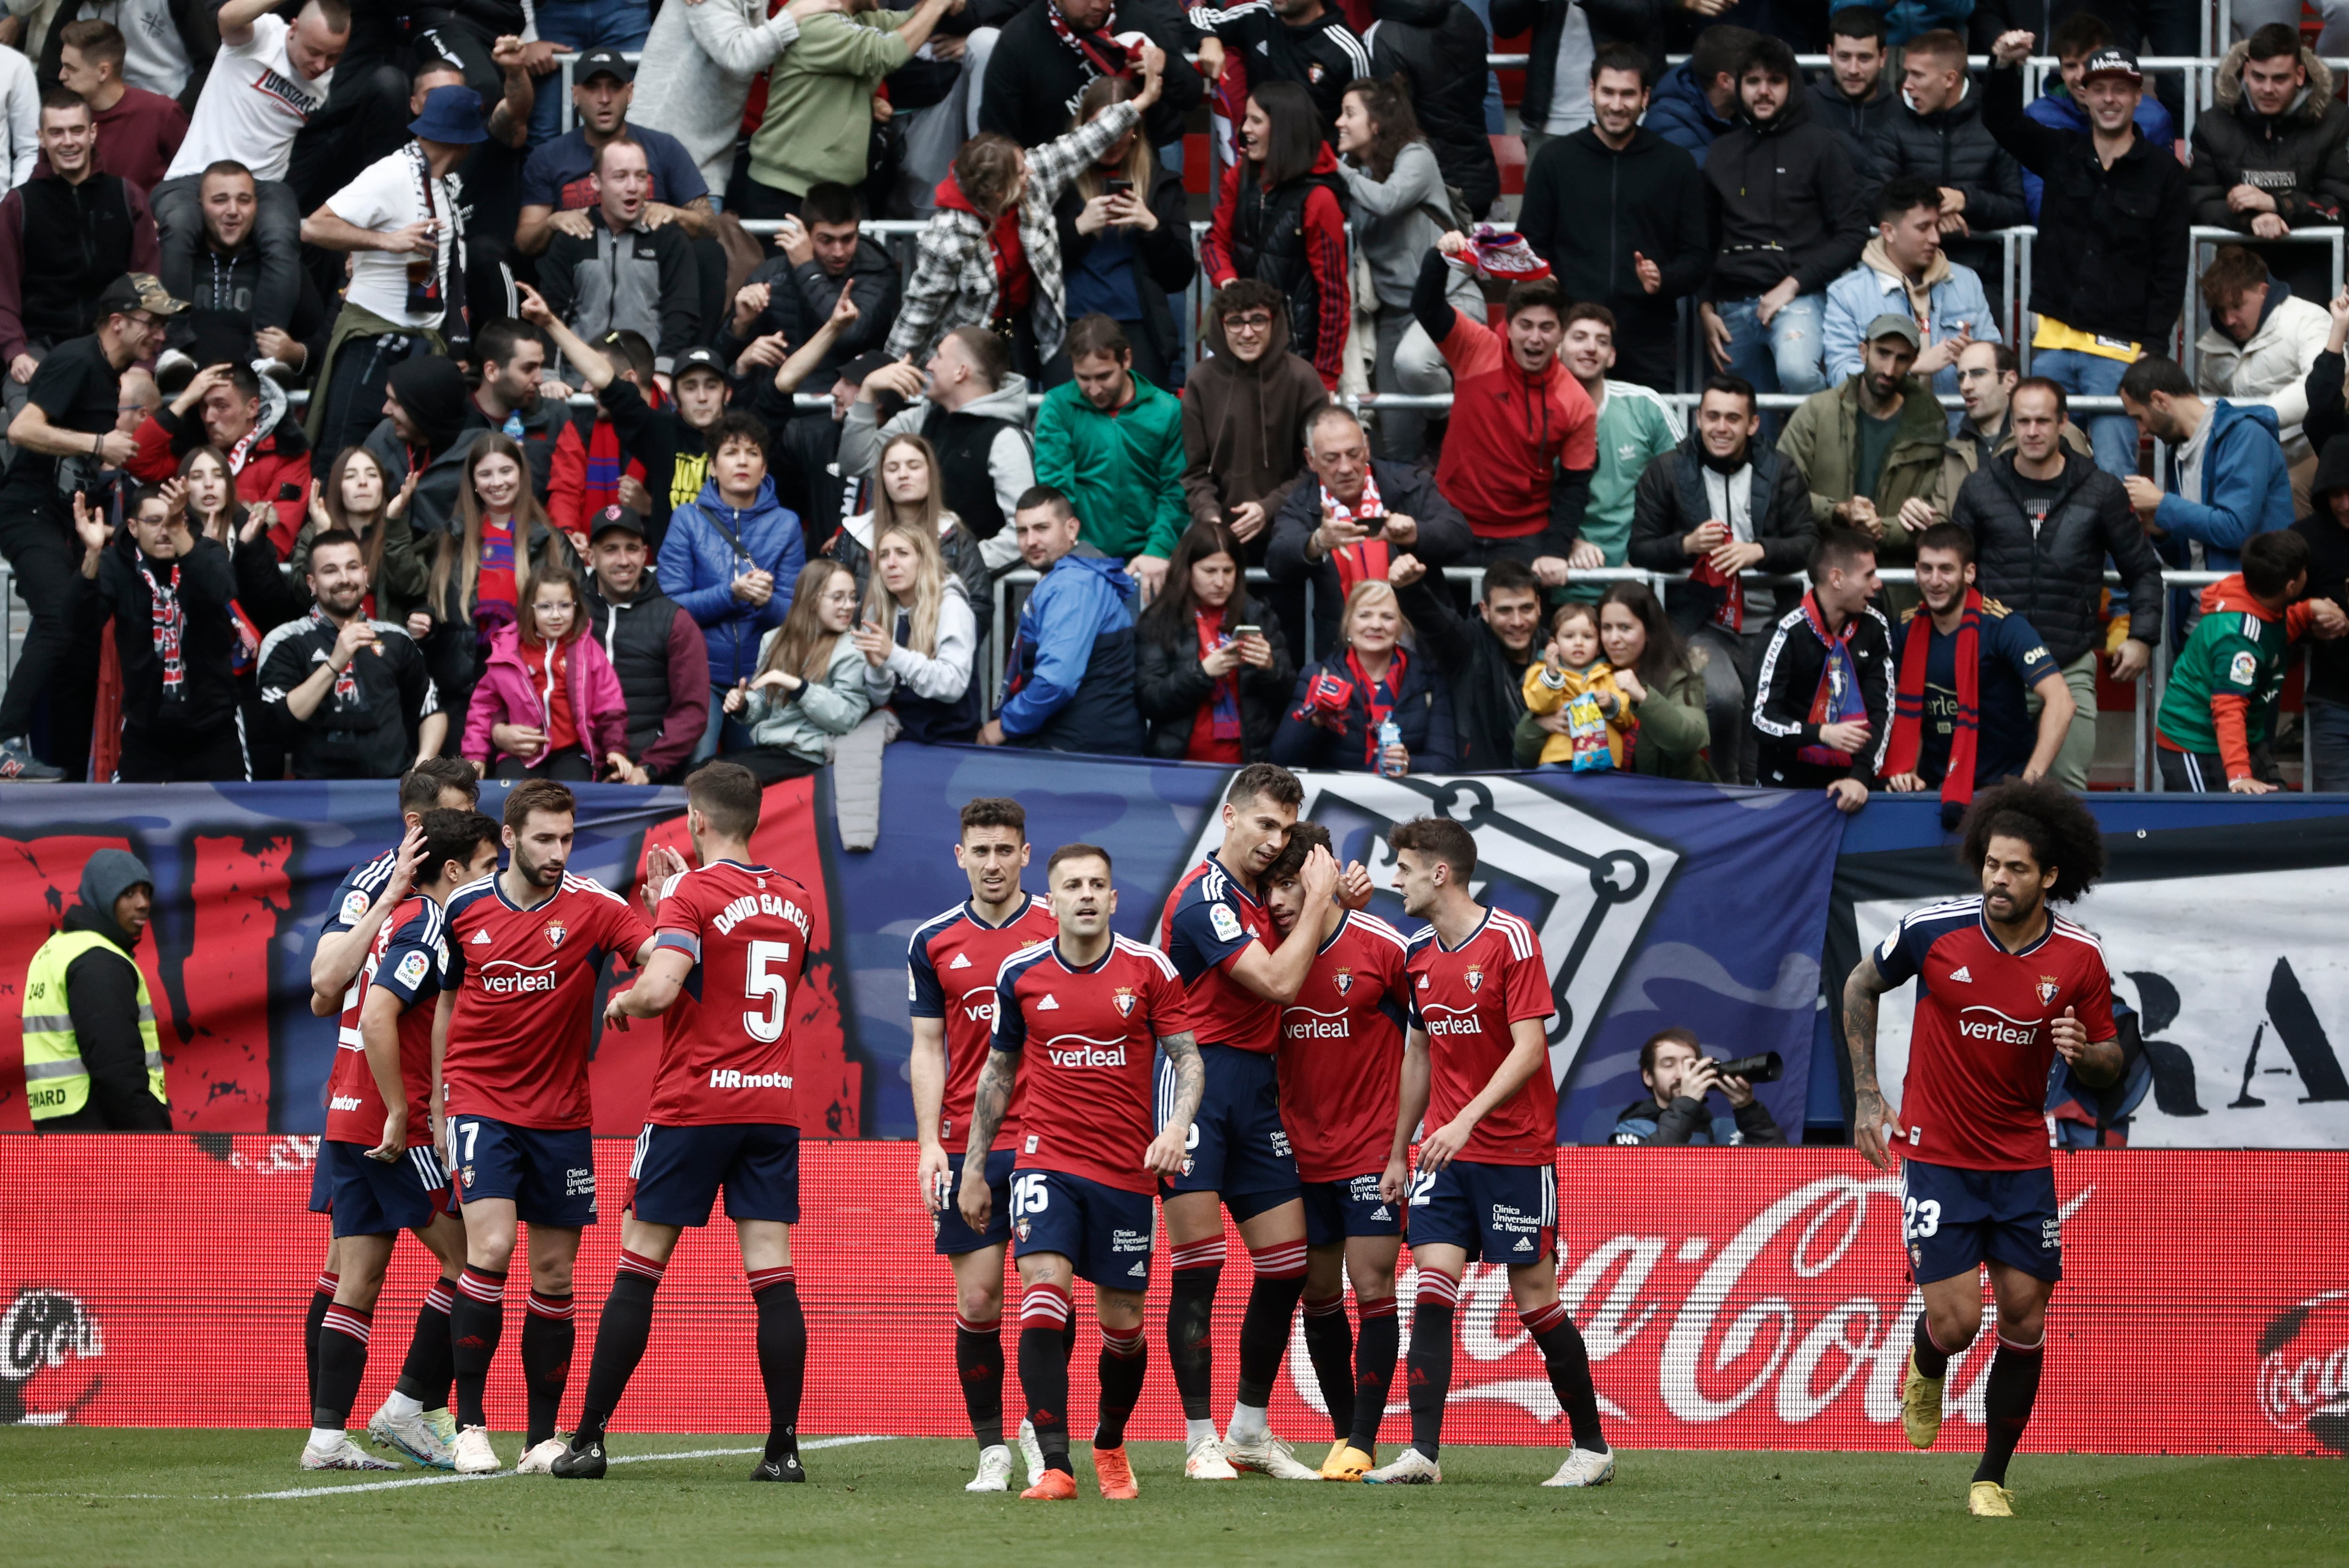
[237,1435,896,1500]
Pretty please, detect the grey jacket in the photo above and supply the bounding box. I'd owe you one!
[1337,139,1480,311]
[630,0,805,191]
[739,627,874,763]
[541,210,700,373]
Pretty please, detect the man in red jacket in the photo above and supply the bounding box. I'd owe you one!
[1407,234,1597,585]
[128,359,311,553]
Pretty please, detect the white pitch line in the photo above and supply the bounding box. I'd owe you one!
[238,1435,896,1500]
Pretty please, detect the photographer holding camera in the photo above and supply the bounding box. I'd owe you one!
[1267,405,1468,657]
[1608,1026,1789,1146]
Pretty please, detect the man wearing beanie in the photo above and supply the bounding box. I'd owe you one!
[20,849,171,1131]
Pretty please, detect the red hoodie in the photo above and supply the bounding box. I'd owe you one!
[933,171,1031,317]
[1430,303,1597,540]
[1201,145,1351,391]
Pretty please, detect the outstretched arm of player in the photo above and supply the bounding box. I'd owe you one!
[2051,1004,2123,1086]
[911,1016,950,1211]
[1380,1028,1434,1203]
[1144,1029,1204,1178]
[957,1049,1020,1231]
[309,827,427,1013]
[359,985,412,1162]
[1224,846,1342,1004]
[1418,1016,1547,1175]
[429,990,455,1153]
[1843,952,1906,1171]
[605,947,694,1029]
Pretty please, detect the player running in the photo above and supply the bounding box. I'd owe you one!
[1259,822,1412,1482]
[959,843,1203,1502]
[1158,761,1338,1481]
[1843,779,2119,1518]
[303,808,504,1472]
[1368,817,1612,1489]
[551,763,818,1483]
[436,779,679,1476]
[910,798,1059,1493]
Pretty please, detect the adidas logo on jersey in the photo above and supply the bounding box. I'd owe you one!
[949,953,972,970]
[470,929,491,945]
[1949,965,1972,983]
[1038,994,1060,1010]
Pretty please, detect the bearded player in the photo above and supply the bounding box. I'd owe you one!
[1843,779,2118,1518]
[1368,817,1612,1488]
[552,763,818,1483]
[302,809,503,1472]
[1158,761,1338,1480]
[960,844,1203,1502]
[910,798,1059,1492]
[1260,822,1413,1481]
[435,779,680,1475]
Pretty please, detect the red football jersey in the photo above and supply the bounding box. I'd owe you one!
[908,892,1058,1149]
[1404,908,1558,1165]
[1278,911,1412,1181]
[325,895,446,1149]
[1874,896,2116,1171]
[643,860,814,1127]
[1160,856,1279,1053]
[994,935,1189,1195]
[442,872,652,1130]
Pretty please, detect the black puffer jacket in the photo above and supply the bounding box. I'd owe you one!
[2188,41,2349,232]
[1134,601,1297,761]
[1807,71,1898,180]
[1702,86,1868,299]
[1948,450,2166,667]
[1369,0,1500,219]
[1395,577,1533,771]
[1863,80,2026,278]
[1052,159,1197,383]
[1627,430,1818,635]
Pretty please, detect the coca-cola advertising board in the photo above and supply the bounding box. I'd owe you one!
[5,1138,2341,1454]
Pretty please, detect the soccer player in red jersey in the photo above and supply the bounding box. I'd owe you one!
[550,764,820,1483]
[1157,761,1339,1480]
[1259,823,1413,1481]
[1843,780,2120,1518]
[1367,817,1613,1489]
[303,808,503,1473]
[434,779,679,1476]
[958,843,1203,1502]
[910,798,1060,1492]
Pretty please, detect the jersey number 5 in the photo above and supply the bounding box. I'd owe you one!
[744,939,793,1043]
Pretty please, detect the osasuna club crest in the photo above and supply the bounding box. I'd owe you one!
[1333,968,1354,995]
[2037,975,2060,1004]
[1465,965,1485,993]
[544,918,568,949]
[1113,986,1136,1017]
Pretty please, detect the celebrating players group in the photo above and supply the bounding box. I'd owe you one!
[296,756,2122,1517]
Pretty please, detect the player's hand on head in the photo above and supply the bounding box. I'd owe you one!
[1337,859,1373,909]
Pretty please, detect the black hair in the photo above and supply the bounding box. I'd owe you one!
[1262,819,1333,885]
[801,181,862,228]
[1250,81,1325,190]
[1591,42,1649,83]
[400,757,481,814]
[1227,761,1304,811]
[2241,529,2311,599]
[1503,276,1569,322]
[1045,842,1112,878]
[474,317,543,373]
[1640,1026,1701,1077]
[420,807,501,888]
[1914,520,1975,565]
[1690,24,1759,85]
[708,410,770,460]
[1827,7,1887,43]
[1876,174,1944,225]
[685,761,763,840]
[960,798,1027,839]
[2117,354,2193,403]
[1483,558,1541,602]
[1700,373,1757,414]
[2049,12,2110,58]
[1809,528,1877,582]
[1014,483,1074,520]
[1390,816,1475,879]
[1739,35,1799,86]
[1957,780,2107,905]
[2246,22,2303,63]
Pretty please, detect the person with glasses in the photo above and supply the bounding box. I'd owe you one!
[1177,279,1329,563]
[721,557,872,784]
[461,559,633,782]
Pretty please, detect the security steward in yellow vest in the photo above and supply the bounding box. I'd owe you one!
[22,848,170,1130]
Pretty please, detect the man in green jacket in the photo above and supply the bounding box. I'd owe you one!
[1034,314,1189,599]
[1781,314,1952,609]
[745,0,960,218]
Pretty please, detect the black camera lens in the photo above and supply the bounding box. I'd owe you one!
[1708,1052,1782,1085]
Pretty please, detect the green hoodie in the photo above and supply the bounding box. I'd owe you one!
[1034,371,1190,561]
[747,11,912,196]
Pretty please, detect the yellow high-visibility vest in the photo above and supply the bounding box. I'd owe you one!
[21,929,166,1121]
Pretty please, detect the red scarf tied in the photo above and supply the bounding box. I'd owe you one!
[1320,471,1391,598]
[1885,589,1981,810]
[1794,591,1866,769]
[1047,1,1128,76]
[1346,644,1406,770]
[138,558,185,703]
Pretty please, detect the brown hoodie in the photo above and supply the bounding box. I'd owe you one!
[1179,305,1331,536]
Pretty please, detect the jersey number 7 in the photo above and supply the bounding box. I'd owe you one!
[744,939,793,1043]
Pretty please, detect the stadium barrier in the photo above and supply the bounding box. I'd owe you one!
[4,1135,2343,1453]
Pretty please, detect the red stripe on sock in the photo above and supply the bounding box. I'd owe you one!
[1415,1272,1461,1309]
[314,1271,341,1296]
[1250,1241,1308,1279]
[1101,1325,1145,1358]
[954,1311,1002,1335]
[615,1249,667,1282]
[321,1305,373,1343]
[1302,1294,1347,1318]
[747,1265,795,1296]
[423,1281,455,1314]
[526,1291,575,1320]
[1020,1282,1073,1327]
[1169,1239,1226,1271]
[1519,1301,1568,1336]
[1357,1294,1399,1319]
[457,1267,506,1304]
[1997,1332,2045,1355]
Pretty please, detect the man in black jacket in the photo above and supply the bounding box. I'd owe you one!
[539,138,700,377]
[1494,0,1668,160]
[1983,31,2188,482]
[2292,435,2349,790]
[2188,26,2349,304]
[1863,29,2025,311]
[1518,44,1711,394]
[1949,377,2164,789]
[1190,0,1370,135]
[1368,0,1498,218]
[75,485,247,782]
[1698,35,1867,398]
[1751,528,1892,813]
[164,161,332,376]
[719,182,900,422]
[0,91,159,394]
[22,849,171,1131]
[1628,374,1816,784]
[980,0,1203,154]
[258,530,444,779]
[1808,7,1897,177]
[1392,555,1545,772]
[1606,1028,1787,1146]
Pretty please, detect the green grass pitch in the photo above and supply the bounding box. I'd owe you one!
[2,1431,2340,1567]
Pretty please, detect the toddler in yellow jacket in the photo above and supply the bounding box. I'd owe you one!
[1522,602,1631,770]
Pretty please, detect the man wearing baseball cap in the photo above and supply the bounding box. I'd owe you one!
[581,504,709,784]
[1983,29,2189,486]
[517,45,713,258]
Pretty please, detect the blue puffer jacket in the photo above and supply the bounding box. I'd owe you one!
[656,474,806,689]
[2155,399,2295,577]
[1648,61,1735,169]
[998,551,1143,754]
[1840,0,1973,46]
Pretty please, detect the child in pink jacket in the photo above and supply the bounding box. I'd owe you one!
[462,562,631,780]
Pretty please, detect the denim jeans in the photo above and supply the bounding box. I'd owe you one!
[2030,348,2139,482]
[1719,293,1827,399]
[528,0,653,148]
[2310,699,2349,792]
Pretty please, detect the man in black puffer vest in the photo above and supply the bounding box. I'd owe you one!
[0,91,159,399]
[1369,0,1499,219]
[581,507,709,784]
[835,326,1037,570]
[1204,87,1351,392]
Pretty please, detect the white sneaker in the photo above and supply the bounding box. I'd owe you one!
[514,1437,568,1475]
[1016,1418,1046,1489]
[966,1445,1015,1492]
[367,1398,453,1470]
[1362,1447,1443,1485]
[300,1434,401,1472]
[1221,1429,1322,1480]
[1540,1447,1616,1488]
[1182,1438,1240,1480]
[451,1425,503,1475]
[423,1408,459,1447]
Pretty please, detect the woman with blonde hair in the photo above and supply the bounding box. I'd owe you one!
[824,431,991,638]
[1271,576,1456,774]
[851,515,980,743]
[723,558,872,784]
[462,558,631,781]
[1054,70,1198,388]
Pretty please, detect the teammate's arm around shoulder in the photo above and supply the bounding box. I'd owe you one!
[1379,1028,1434,1203]
[1148,1029,1205,1179]
[1224,846,1340,1004]
[955,1049,1020,1231]
[1841,951,1905,1171]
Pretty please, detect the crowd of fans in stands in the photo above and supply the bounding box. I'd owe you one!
[1,0,2347,806]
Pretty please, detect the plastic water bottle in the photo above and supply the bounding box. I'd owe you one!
[1377,719,1404,777]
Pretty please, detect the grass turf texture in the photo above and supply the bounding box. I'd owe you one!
[1,1432,2340,1566]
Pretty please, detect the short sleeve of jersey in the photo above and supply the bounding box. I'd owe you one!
[1990,611,2058,689]
[650,873,704,965]
[1169,888,1255,980]
[1875,917,1931,990]
[993,968,1029,1055]
[2070,947,2119,1043]
[374,909,445,1007]
[1503,932,1554,1023]
[591,886,656,968]
[907,929,946,1018]
[1143,960,1190,1037]
[322,862,379,937]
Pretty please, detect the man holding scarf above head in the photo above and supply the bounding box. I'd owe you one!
[980,0,1202,155]
[1883,523,2075,829]
[1752,528,1895,814]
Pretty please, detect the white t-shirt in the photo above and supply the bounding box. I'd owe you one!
[326,148,459,328]
[166,16,334,181]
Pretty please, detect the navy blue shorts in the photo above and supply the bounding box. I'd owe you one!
[309,1143,334,1214]
[1406,1159,1557,1265]
[1158,1043,1299,1211]
[324,1139,451,1239]
[443,1115,598,1227]
[1011,1168,1155,1289]
[629,1122,801,1227]
[1301,1172,1405,1249]
[934,1148,1015,1255]
[1899,1157,2062,1285]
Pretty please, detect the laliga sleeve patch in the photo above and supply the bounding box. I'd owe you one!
[395,949,430,989]
[341,889,371,925]
[1210,902,1244,944]
[2228,650,2258,688]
